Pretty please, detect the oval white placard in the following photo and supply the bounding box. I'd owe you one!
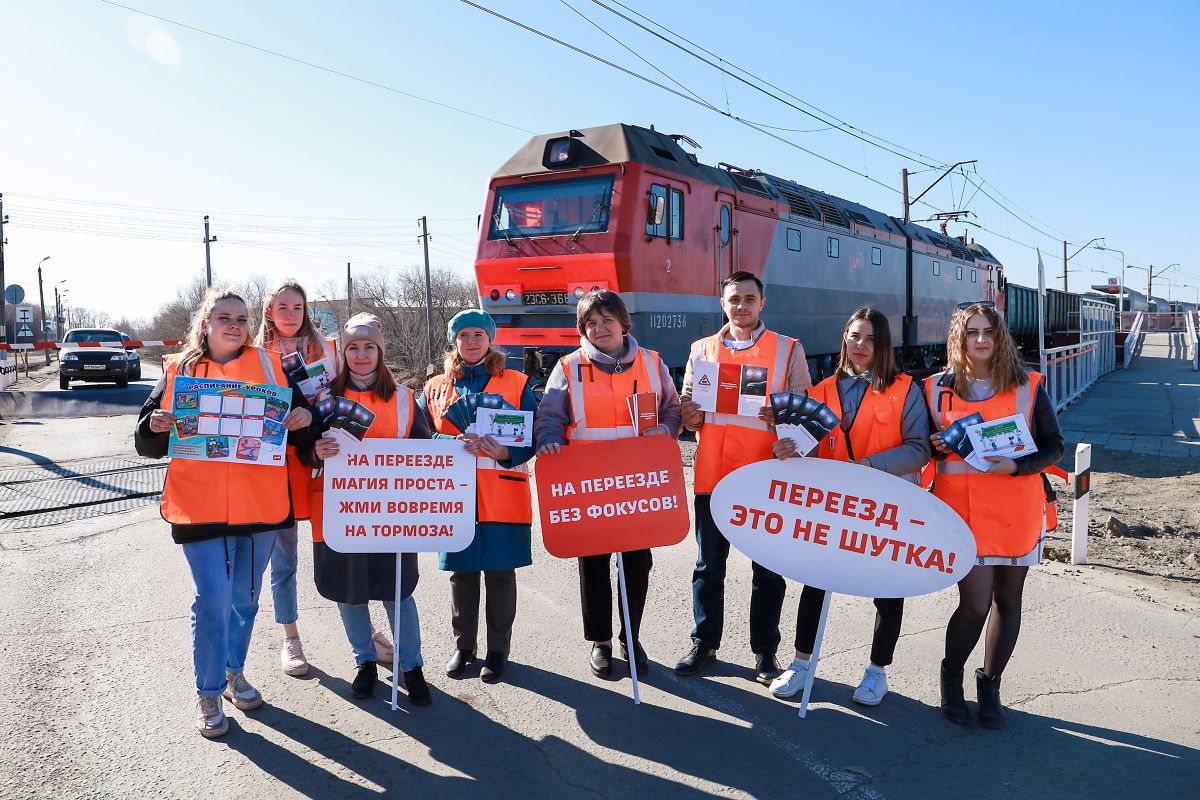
[710,458,975,598]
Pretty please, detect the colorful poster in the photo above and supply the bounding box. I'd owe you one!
[168,376,291,466]
[691,359,768,417]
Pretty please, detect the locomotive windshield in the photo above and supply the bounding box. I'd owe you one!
[489,175,614,240]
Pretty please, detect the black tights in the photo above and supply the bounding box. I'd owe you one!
[944,565,1029,678]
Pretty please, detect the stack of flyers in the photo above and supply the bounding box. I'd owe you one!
[281,350,335,404]
[940,412,988,470]
[626,391,658,435]
[320,396,377,453]
[443,392,510,435]
[769,391,840,456]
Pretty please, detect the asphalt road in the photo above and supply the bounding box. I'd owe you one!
[0,410,1196,800]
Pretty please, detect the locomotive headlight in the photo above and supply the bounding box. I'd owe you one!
[490,289,501,301]
[573,287,585,299]
[505,289,517,301]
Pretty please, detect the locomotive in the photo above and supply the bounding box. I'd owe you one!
[473,123,1006,381]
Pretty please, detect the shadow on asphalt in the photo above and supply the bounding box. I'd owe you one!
[218,660,1197,798]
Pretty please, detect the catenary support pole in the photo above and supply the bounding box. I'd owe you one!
[203,216,215,288]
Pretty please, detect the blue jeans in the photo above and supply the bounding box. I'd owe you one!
[690,495,786,654]
[337,597,423,672]
[182,531,280,696]
[269,523,299,625]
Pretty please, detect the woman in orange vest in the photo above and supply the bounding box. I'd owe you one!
[926,302,1063,729]
[534,289,681,678]
[419,310,538,684]
[303,314,433,705]
[135,288,315,739]
[768,307,932,706]
[255,280,343,679]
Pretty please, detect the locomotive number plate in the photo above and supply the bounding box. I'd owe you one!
[524,291,569,306]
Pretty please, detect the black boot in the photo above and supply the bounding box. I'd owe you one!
[975,668,1006,730]
[351,661,378,699]
[939,659,969,725]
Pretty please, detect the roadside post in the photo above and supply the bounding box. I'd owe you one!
[710,458,975,718]
[535,436,690,705]
[323,439,476,709]
[1071,444,1092,565]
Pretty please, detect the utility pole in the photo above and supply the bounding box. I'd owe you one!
[1062,240,1069,293]
[55,287,61,340]
[203,216,216,288]
[418,216,435,368]
[0,193,7,343]
[346,263,352,323]
[37,256,50,364]
[901,169,910,223]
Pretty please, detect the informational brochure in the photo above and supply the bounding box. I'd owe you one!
[281,350,335,404]
[770,391,840,456]
[626,391,659,435]
[940,412,987,470]
[169,376,291,466]
[472,407,533,446]
[691,359,769,417]
[965,413,1037,467]
[318,395,376,455]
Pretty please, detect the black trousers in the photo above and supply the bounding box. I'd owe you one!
[690,494,787,654]
[578,549,652,644]
[794,585,904,667]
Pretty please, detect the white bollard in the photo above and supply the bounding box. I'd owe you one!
[1071,443,1091,565]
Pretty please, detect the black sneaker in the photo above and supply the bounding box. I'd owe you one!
[351,661,378,699]
[404,667,432,706]
[674,645,717,676]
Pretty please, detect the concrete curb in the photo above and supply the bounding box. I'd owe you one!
[0,387,151,420]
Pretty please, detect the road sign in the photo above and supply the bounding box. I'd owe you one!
[15,306,34,324]
[4,285,24,305]
[17,326,32,338]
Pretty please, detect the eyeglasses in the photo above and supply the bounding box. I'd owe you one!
[956,300,996,309]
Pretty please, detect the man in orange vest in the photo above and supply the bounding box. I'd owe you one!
[674,271,812,684]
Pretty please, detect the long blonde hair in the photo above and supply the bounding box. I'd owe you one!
[946,303,1028,396]
[176,288,249,375]
[442,346,506,379]
[256,280,323,354]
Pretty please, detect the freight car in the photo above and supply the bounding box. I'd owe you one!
[474,123,1005,381]
[1004,283,1081,351]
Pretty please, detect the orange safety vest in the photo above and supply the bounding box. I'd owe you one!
[423,369,533,525]
[692,329,796,493]
[160,347,292,528]
[272,336,337,520]
[809,373,913,469]
[560,346,663,443]
[925,371,1045,559]
[309,387,415,542]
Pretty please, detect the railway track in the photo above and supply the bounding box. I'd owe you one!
[0,458,165,531]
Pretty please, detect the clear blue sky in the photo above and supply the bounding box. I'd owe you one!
[2,0,1197,322]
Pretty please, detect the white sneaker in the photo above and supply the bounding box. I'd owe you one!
[281,636,310,677]
[769,658,811,698]
[852,664,888,706]
[196,695,228,739]
[223,671,263,711]
[372,629,394,662]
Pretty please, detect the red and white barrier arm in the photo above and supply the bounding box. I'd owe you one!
[0,340,183,351]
